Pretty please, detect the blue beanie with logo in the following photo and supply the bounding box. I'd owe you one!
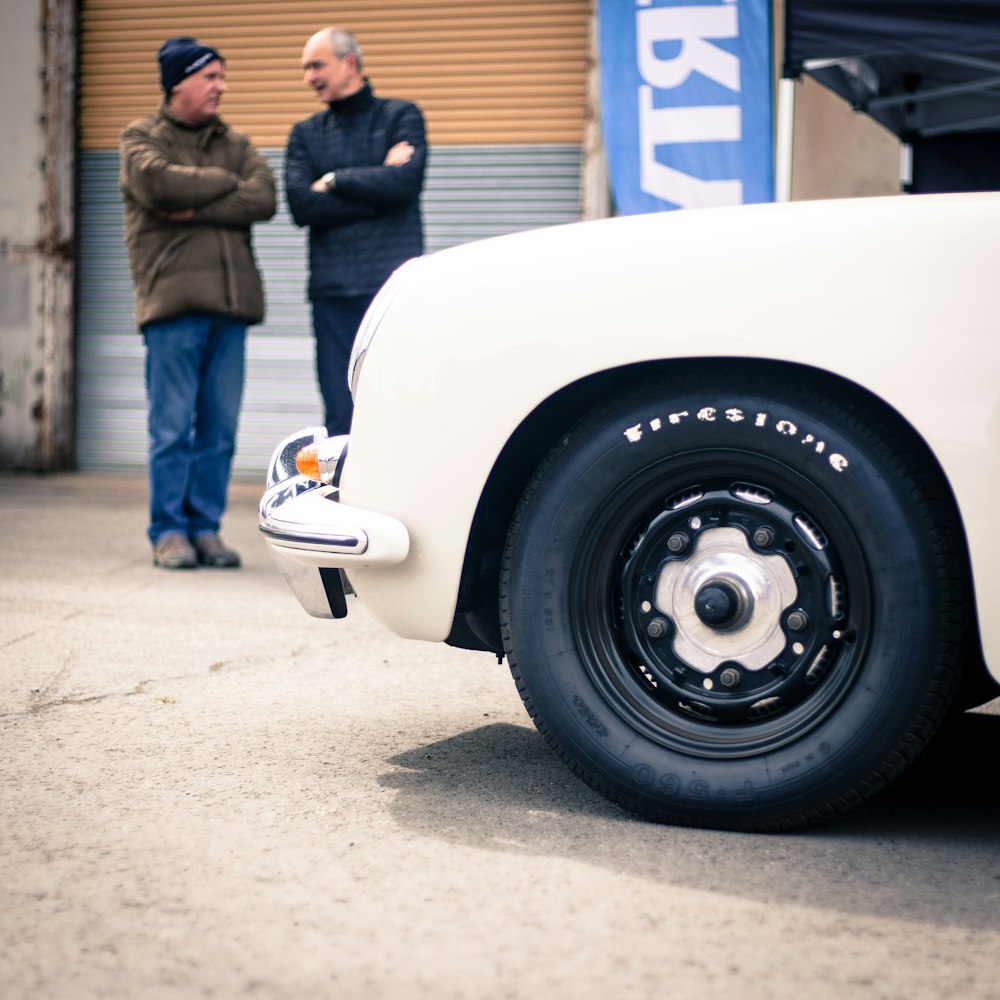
[158,37,223,94]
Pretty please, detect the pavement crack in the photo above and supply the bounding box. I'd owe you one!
[3,654,271,718]
[1,610,85,652]
[27,653,78,712]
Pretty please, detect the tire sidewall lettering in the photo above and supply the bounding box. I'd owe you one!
[622,402,849,477]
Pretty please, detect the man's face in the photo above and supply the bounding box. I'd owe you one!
[302,36,360,103]
[170,60,226,124]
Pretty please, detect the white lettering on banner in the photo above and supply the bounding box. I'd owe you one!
[637,4,740,90]
[636,1,743,208]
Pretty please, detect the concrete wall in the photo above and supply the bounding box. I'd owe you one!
[0,0,76,472]
[791,76,901,201]
[0,3,46,470]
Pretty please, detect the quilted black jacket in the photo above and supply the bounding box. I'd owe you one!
[285,83,427,299]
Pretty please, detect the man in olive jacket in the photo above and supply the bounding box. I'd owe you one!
[120,37,275,569]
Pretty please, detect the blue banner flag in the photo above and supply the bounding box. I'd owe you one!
[599,0,774,213]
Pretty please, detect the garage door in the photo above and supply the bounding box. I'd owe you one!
[76,0,590,477]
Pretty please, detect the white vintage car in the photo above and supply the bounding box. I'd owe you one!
[260,192,1000,831]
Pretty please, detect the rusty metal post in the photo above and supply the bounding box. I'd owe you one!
[581,2,610,221]
[39,0,77,470]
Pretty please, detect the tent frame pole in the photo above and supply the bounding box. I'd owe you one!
[775,76,795,202]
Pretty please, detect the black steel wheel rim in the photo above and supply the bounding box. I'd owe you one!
[569,449,873,759]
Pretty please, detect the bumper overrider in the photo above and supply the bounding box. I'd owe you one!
[258,427,409,619]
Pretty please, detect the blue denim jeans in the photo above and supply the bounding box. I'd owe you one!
[142,313,247,544]
[312,295,374,435]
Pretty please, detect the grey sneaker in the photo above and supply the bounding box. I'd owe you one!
[153,532,197,569]
[193,532,241,568]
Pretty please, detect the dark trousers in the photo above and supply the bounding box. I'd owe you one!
[312,295,375,435]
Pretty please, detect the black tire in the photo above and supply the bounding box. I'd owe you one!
[499,371,966,831]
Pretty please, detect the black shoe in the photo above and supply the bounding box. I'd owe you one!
[153,532,198,569]
[193,532,241,568]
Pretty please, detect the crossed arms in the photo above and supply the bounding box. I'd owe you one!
[120,125,276,227]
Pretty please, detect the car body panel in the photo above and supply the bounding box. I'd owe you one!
[264,193,1000,682]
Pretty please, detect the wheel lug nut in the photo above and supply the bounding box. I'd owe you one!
[786,610,808,632]
[647,617,671,639]
[666,532,690,554]
[752,526,775,548]
[719,666,741,688]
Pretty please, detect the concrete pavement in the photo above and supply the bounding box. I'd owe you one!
[2,471,999,1000]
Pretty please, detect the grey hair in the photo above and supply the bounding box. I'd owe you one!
[326,28,363,72]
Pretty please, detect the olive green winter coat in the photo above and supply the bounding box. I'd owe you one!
[119,103,276,327]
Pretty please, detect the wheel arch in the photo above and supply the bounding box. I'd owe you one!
[446,357,992,705]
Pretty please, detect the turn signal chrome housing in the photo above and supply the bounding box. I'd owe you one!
[295,434,350,485]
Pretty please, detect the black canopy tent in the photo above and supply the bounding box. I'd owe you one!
[780,0,1000,193]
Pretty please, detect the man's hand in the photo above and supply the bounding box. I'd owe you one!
[383,141,415,166]
[309,143,414,193]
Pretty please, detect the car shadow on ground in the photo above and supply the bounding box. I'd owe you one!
[380,708,1000,931]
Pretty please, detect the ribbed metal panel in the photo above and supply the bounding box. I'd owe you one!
[76,145,582,478]
[79,0,590,150]
[424,146,586,246]
[77,148,320,478]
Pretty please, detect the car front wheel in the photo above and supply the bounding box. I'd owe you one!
[499,371,967,830]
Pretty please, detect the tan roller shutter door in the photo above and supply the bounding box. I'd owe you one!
[80,0,591,150]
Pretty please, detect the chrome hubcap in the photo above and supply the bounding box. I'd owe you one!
[655,526,797,673]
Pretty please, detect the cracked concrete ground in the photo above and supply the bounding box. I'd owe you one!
[1,471,999,1000]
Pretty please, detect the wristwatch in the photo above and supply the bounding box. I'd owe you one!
[319,171,336,191]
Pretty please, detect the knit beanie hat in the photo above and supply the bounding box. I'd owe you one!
[158,37,223,94]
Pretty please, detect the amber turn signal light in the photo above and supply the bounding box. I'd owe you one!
[295,444,321,481]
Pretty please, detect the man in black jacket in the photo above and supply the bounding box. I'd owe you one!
[286,27,427,435]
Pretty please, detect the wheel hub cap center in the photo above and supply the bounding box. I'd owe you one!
[654,526,798,674]
[694,580,747,629]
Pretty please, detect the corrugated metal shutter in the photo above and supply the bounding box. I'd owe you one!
[79,0,590,150]
[76,145,583,478]
[76,0,590,476]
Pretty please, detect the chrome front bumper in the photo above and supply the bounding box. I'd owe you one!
[258,427,409,619]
